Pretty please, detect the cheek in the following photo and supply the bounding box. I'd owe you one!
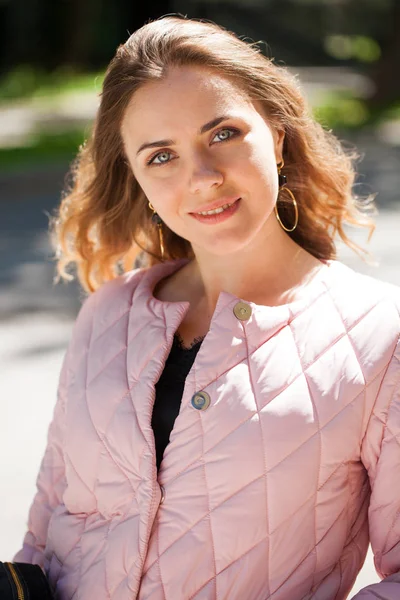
[240,138,280,205]
[134,171,166,200]
[236,129,277,170]
[243,144,278,191]
[136,173,182,217]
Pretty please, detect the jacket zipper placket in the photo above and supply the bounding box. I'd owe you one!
[5,563,25,600]
[137,306,189,594]
[136,384,163,595]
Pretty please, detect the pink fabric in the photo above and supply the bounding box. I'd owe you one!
[15,258,400,599]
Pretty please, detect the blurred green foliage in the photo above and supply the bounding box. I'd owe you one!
[0,1,398,174]
[0,129,86,171]
[314,92,370,129]
[315,91,400,130]
[383,102,400,120]
[324,35,381,63]
[0,66,104,103]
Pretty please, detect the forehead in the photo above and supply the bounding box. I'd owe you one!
[121,65,255,137]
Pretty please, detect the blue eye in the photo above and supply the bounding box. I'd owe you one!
[146,127,239,166]
[212,127,239,143]
[147,151,172,166]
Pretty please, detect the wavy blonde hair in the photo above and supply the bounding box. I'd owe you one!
[51,15,375,293]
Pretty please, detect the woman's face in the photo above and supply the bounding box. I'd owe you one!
[121,65,284,257]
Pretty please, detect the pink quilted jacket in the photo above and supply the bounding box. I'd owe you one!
[15,258,400,600]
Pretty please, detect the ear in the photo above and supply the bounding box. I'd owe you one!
[273,128,285,164]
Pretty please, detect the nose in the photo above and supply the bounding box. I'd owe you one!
[188,154,224,194]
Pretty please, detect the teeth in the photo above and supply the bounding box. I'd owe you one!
[197,202,234,216]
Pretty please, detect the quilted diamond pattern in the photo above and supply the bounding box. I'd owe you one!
[14,259,400,600]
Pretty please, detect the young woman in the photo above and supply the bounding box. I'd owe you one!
[14,15,400,600]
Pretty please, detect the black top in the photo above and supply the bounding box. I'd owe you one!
[151,333,204,470]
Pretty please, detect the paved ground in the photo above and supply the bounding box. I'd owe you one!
[0,159,399,595]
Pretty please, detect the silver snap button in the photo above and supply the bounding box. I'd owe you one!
[191,391,211,411]
[160,485,165,504]
[233,301,252,321]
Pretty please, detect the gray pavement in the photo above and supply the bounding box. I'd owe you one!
[0,163,399,595]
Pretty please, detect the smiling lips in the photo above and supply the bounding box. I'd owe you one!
[189,197,241,224]
[196,201,236,216]
[190,197,241,215]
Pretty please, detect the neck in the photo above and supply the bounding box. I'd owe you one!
[188,222,322,314]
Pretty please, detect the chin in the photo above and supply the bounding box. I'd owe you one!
[191,232,254,258]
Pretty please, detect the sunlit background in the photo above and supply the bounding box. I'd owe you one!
[1,1,399,595]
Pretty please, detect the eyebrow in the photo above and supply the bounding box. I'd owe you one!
[135,115,231,156]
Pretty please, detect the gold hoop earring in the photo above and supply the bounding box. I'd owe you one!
[148,202,165,260]
[275,159,298,233]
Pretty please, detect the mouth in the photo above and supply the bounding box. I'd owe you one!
[189,197,241,224]
[191,198,241,216]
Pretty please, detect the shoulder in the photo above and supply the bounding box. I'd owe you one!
[324,260,400,323]
[67,267,148,356]
[66,259,189,357]
[322,261,400,372]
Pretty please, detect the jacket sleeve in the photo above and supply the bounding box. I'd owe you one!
[13,348,70,567]
[352,333,400,599]
[12,268,143,567]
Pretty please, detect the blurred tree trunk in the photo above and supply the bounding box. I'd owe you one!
[62,0,99,68]
[124,1,173,34]
[5,0,42,65]
[368,1,400,111]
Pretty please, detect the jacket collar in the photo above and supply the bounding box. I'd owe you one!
[129,258,333,391]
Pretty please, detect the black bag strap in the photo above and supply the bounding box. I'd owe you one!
[0,562,53,600]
